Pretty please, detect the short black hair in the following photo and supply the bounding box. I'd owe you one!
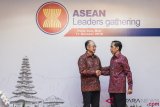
[112,40,122,51]
[85,40,92,50]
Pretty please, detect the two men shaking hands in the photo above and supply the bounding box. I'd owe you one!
[78,40,133,107]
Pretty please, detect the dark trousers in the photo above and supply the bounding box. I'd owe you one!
[109,93,126,107]
[82,91,100,107]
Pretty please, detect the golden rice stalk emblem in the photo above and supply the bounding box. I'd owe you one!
[43,9,61,28]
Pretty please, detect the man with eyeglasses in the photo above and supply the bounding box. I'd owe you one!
[78,40,106,107]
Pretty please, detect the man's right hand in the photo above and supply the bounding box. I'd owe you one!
[96,70,101,77]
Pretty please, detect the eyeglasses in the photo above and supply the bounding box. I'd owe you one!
[89,45,96,48]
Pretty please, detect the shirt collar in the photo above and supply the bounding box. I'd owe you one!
[85,51,96,58]
[114,52,121,58]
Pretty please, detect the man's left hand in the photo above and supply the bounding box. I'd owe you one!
[127,89,132,95]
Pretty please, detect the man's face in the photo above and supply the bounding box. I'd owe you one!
[87,41,96,53]
[110,42,119,55]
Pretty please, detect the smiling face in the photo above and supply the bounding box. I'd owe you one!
[87,41,96,54]
[110,42,119,55]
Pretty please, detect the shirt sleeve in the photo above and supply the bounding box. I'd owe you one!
[78,57,97,76]
[122,57,133,90]
[101,66,110,76]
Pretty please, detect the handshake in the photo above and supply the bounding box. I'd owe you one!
[96,70,101,77]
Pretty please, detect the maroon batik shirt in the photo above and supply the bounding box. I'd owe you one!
[102,52,133,93]
[78,52,105,92]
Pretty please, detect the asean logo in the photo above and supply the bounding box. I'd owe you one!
[36,2,69,35]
